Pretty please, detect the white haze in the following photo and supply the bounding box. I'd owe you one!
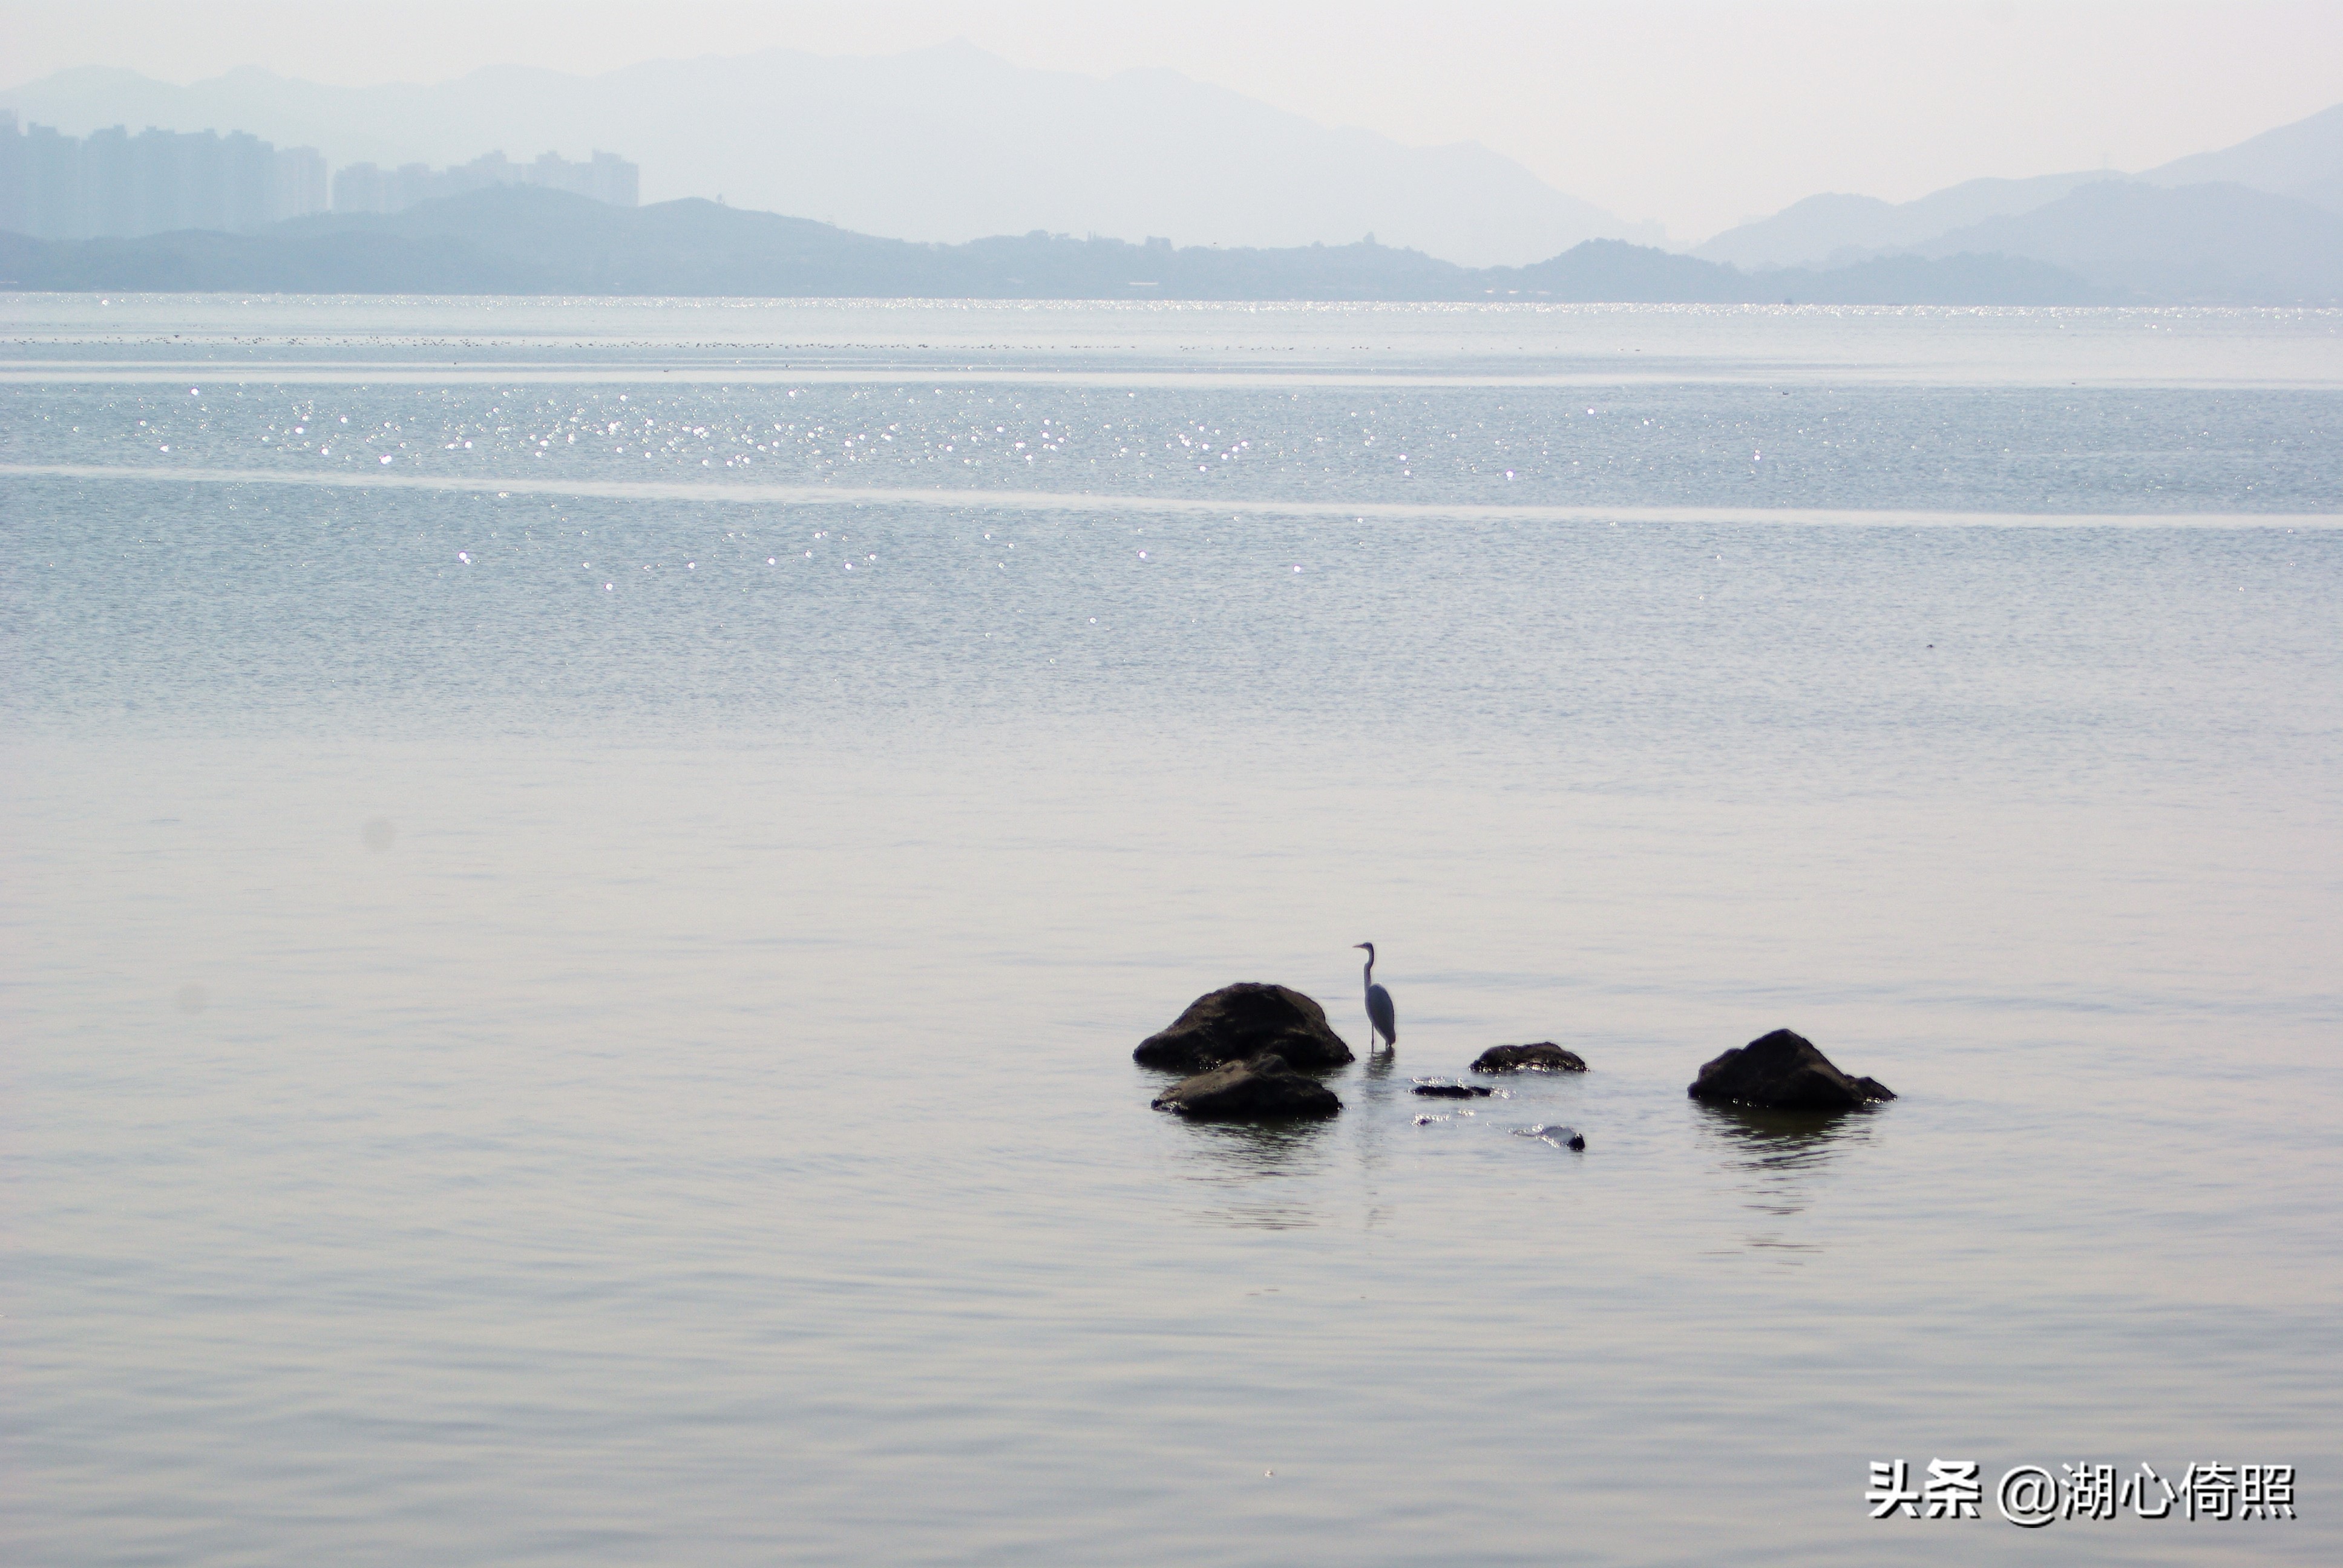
[1,45,1656,267]
[4,1,2341,242]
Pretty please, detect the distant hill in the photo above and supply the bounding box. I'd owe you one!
[1913,180,2343,304]
[1480,240,2099,306]
[0,184,2128,303]
[1692,172,2117,269]
[2140,102,2343,214]
[1695,100,2343,269]
[0,44,1657,268]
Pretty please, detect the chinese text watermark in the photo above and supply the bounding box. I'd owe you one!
[1867,1461,2295,1527]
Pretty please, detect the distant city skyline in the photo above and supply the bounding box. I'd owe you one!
[0,117,638,240]
[0,113,328,238]
[2,1,2339,239]
[332,149,638,218]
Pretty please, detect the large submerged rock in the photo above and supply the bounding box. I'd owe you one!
[1688,1029,1895,1111]
[1472,1043,1588,1074]
[1152,1055,1343,1121]
[1133,982,1354,1074]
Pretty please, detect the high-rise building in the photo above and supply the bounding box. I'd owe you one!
[0,112,16,234]
[82,125,139,237]
[1,120,640,237]
[588,151,639,208]
[0,116,332,238]
[330,149,640,215]
[328,161,388,216]
[276,146,329,223]
[18,120,85,238]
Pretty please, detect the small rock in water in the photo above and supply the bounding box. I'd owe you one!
[1411,1081,1492,1099]
[1471,1042,1588,1074]
[1152,1053,1342,1121]
[1516,1124,1587,1151]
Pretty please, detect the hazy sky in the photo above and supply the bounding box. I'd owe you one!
[7,1,2339,237]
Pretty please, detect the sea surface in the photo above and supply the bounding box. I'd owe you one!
[4,296,2339,1566]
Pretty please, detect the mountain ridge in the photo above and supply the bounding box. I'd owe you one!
[1696,100,2343,269]
[12,54,2336,291]
[0,184,2141,303]
[2140,102,2343,207]
[1912,180,2343,304]
[1692,172,2121,269]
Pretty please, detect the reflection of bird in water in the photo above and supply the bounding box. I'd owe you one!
[1354,942,1397,1054]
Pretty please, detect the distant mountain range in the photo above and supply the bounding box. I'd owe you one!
[0,183,2138,303]
[1693,172,2119,269]
[2135,102,2343,214]
[1694,102,2343,301]
[0,44,1658,269]
[1909,180,2343,304]
[7,49,2339,303]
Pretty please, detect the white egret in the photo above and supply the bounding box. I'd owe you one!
[1354,942,1397,1053]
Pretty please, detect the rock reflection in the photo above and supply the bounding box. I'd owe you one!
[1695,1102,1881,1261]
[1170,1117,1334,1230]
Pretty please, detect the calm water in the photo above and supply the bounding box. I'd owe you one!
[4,298,2340,1565]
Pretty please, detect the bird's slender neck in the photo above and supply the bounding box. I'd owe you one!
[1361,949,1375,984]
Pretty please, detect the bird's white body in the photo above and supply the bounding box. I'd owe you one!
[1355,942,1397,1053]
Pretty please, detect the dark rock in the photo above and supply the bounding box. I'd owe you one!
[1516,1124,1587,1151]
[1471,1042,1588,1074]
[1687,1028,1896,1111]
[1152,1054,1343,1121]
[1411,1082,1493,1099]
[1134,982,1354,1074]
